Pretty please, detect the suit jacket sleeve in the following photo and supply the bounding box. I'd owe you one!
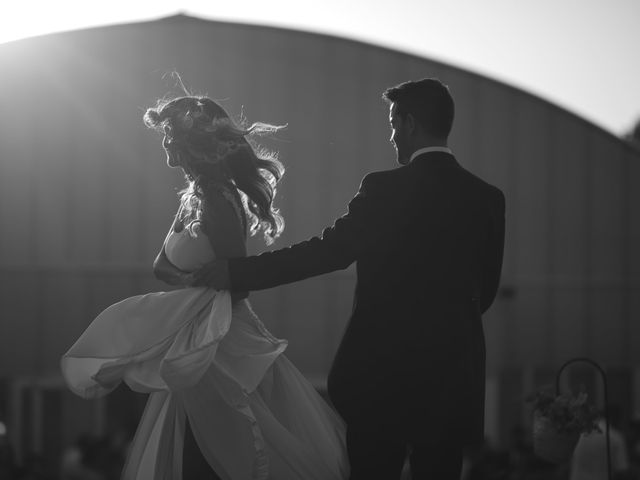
[480,188,506,314]
[228,174,375,291]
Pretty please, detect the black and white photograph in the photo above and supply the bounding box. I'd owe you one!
[0,1,639,479]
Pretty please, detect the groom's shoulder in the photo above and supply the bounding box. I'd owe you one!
[362,166,405,186]
[461,172,505,210]
[357,169,401,197]
[458,165,503,196]
[358,167,410,199]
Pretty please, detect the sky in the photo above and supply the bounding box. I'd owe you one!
[1,0,639,136]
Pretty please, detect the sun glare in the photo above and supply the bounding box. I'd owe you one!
[0,3,178,45]
[0,4,79,44]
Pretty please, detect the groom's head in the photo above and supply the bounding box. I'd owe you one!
[383,78,455,165]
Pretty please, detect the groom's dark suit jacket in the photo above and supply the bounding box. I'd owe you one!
[228,152,505,446]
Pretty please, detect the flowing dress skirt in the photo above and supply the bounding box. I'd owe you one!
[61,288,348,480]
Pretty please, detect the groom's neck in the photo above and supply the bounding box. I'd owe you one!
[412,128,448,148]
[411,137,449,152]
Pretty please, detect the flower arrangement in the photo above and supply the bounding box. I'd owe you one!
[527,387,601,435]
[526,386,602,463]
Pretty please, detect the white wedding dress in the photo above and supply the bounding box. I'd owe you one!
[61,222,348,480]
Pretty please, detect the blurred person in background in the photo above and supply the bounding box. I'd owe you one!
[570,406,631,480]
[0,420,17,479]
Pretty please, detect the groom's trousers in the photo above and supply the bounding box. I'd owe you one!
[345,420,464,480]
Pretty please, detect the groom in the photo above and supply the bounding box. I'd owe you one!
[195,78,505,479]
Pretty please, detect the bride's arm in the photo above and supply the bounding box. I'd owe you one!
[201,185,247,261]
[200,185,248,301]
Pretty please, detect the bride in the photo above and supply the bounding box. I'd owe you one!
[60,91,348,480]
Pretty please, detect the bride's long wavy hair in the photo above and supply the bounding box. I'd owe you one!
[144,90,285,244]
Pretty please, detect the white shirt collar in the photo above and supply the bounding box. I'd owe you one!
[409,146,453,163]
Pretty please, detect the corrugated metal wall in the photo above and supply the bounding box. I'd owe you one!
[0,15,638,386]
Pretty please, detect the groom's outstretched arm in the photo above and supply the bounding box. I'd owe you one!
[201,174,375,292]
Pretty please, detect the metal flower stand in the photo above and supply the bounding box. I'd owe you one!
[552,357,612,480]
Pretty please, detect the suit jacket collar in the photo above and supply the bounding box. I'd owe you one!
[409,146,452,161]
[409,150,458,169]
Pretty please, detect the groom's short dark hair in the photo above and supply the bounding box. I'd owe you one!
[382,78,455,139]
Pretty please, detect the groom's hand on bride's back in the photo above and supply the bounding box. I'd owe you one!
[192,259,249,303]
[192,259,231,289]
